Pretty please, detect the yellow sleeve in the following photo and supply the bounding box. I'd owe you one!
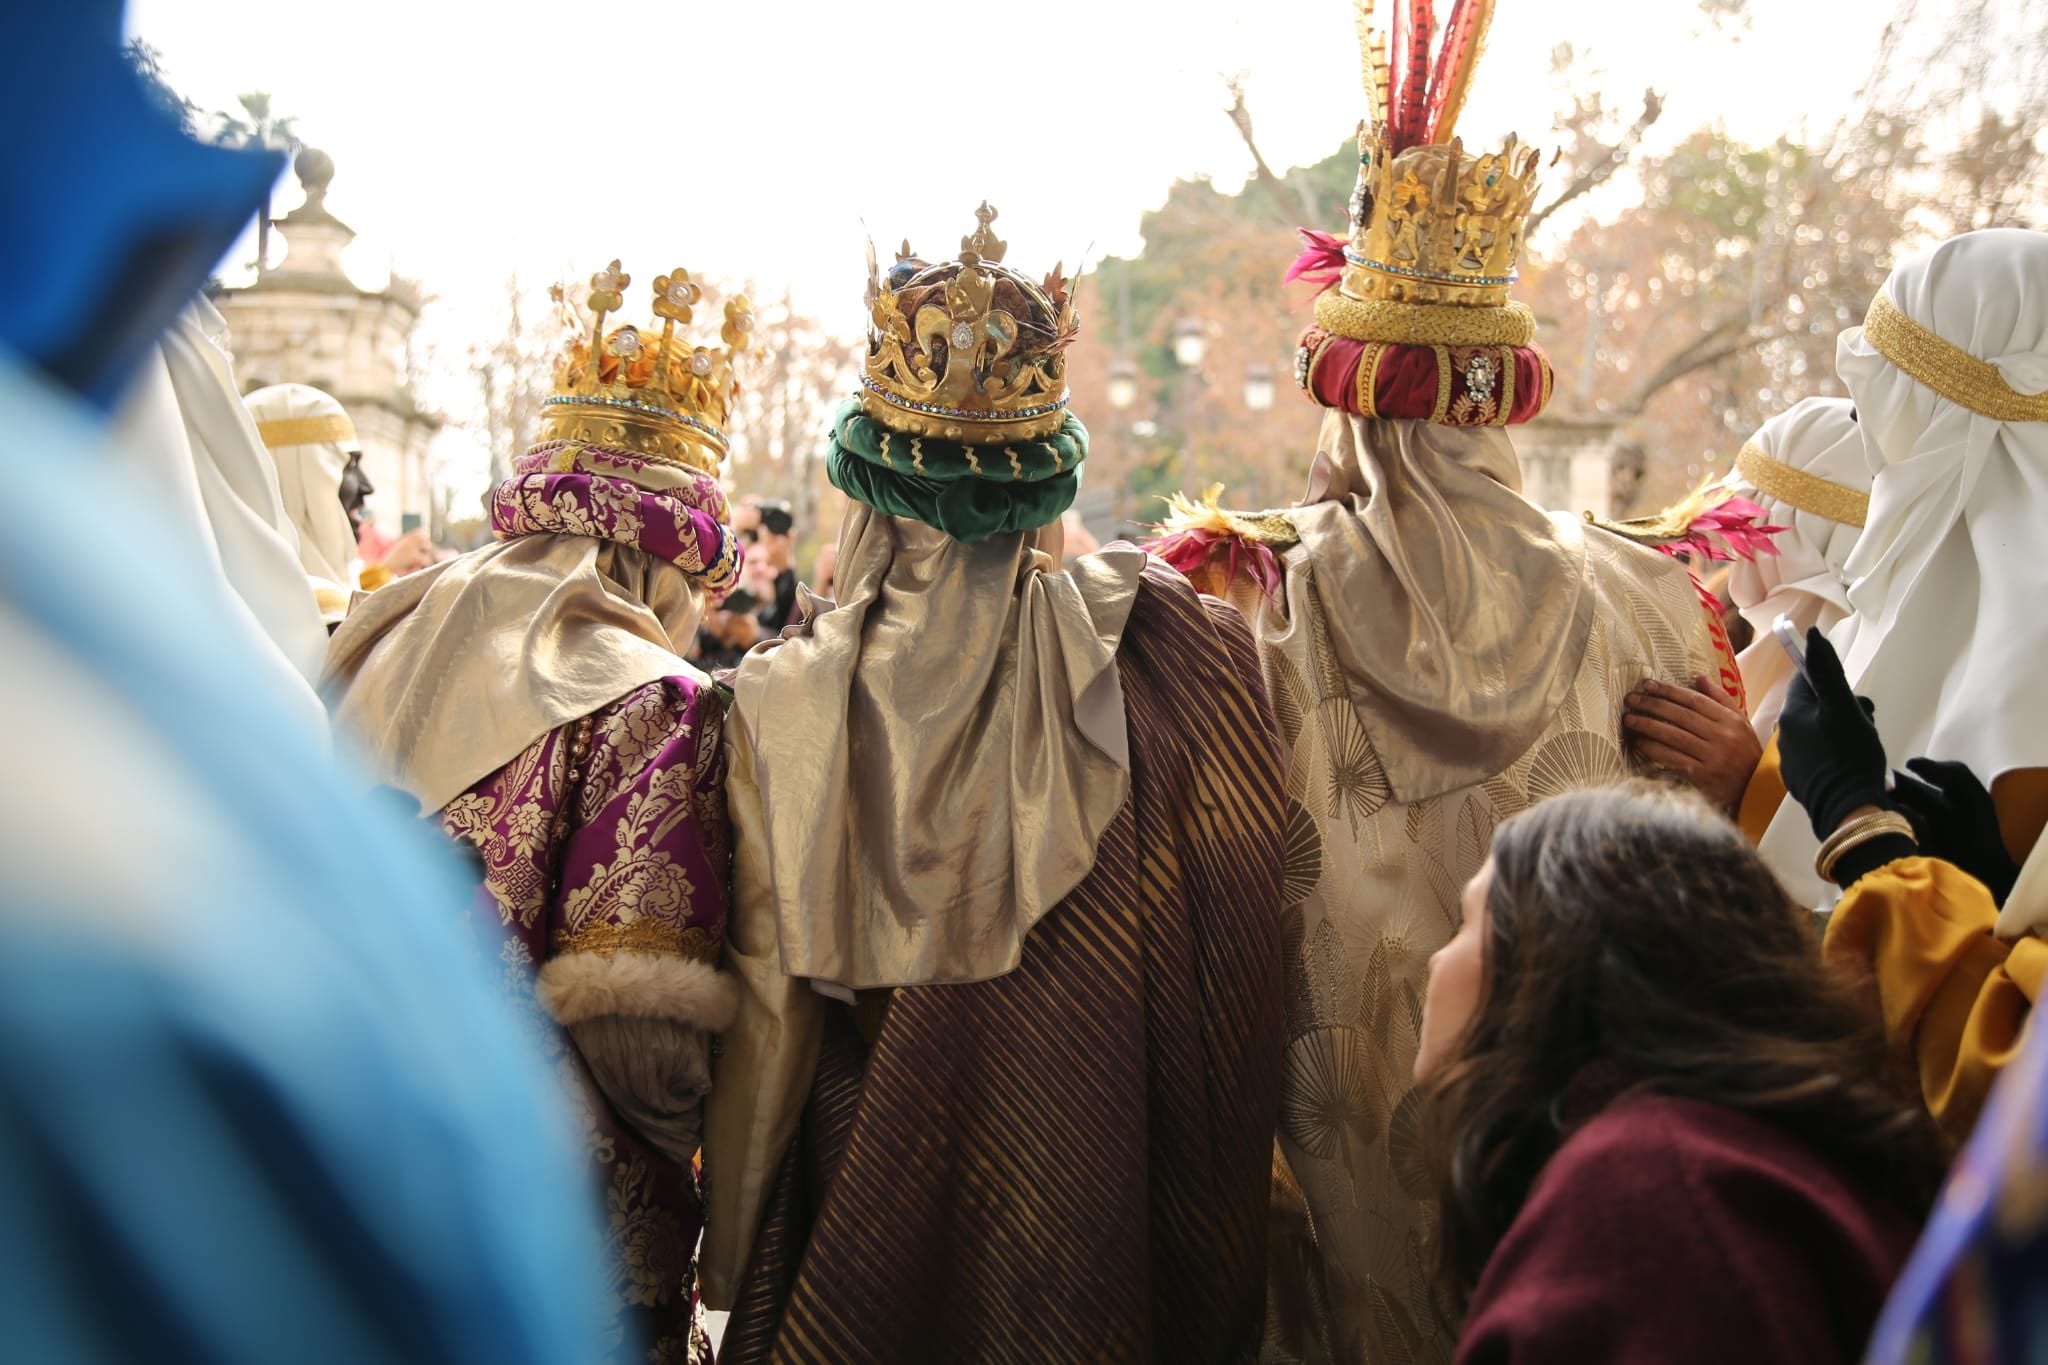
[1991,766,2048,865]
[1824,856,2046,1139]
[1738,733,1785,846]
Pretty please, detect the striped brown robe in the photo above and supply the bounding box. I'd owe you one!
[722,564,1289,1364]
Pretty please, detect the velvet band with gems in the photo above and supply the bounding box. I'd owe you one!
[831,398,1087,485]
[825,426,1081,542]
[1296,325,1553,425]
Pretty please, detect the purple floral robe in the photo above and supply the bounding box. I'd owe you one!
[440,673,731,1365]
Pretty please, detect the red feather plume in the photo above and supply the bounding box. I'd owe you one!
[1393,0,1436,150]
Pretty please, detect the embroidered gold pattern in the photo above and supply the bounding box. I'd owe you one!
[1314,292,1536,347]
[1865,292,2048,423]
[552,918,719,962]
[1735,442,1870,528]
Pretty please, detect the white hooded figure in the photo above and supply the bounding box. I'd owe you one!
[1722,396,1871,739]
[245,382,367,624]
[1756,228,2048,915]
[114,300,329,734]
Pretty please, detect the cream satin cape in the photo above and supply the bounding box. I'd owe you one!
[727,504,1146,991]
[701,506,1144,1306]
[1758,230,2048,913]
[113,299,329,734]
[1275,413,1595,804]
[323,535,706,814]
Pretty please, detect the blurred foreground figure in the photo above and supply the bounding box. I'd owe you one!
[1149,6,1734,1357]
[325,263,753,1361]
[702,207,1288,1362]
[1868,961,2048,1364]
[0,6,605,1360]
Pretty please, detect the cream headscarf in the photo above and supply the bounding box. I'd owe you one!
[1758,229,2048,912]
[113,300,329,731]
[246,382,364,620]
[726,503,1145,990]
[323,442,731,814]
[1723,397,1870,738]
[1275,412,1595,803]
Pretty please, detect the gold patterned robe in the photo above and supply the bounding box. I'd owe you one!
[1174,417,1725,1363]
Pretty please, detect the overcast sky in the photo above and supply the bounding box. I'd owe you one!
[126,0,1894,478]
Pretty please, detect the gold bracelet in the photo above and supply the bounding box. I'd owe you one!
[1814,810,1917,883]
[1814,809,1915,876]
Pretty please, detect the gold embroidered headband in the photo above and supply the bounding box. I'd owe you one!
[257,413,359,449]
[1864,292,2048,423]
[1735,443,1869,528]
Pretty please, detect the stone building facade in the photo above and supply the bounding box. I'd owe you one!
[1514,413,1621,522]
[214,149,439,535]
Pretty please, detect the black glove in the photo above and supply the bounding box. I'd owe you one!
[1779,627,1892,841]
[1890,757,2021,905]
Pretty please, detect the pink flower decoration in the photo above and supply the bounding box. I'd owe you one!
[1285,229,1351,294]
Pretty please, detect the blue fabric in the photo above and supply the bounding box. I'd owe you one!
[0,360,609,1362]
[0,0,281,407]
[1865,1003,2048,1364]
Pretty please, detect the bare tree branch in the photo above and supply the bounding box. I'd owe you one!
[1619,313,1793,414]
[1224,75,1324,228]
[1526,89,1665,236]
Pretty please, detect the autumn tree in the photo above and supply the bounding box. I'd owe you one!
[722,289,863,545]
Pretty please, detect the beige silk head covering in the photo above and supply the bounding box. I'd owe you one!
[324,524,709,815]
[726,503,1145,989]
[1274,411,1594,803]
[113,300,330,734]
[1758,229,2048,912]
[245,383,363,619]
[1723,396,1870,738]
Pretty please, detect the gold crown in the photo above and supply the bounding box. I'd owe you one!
[532,260,754,474]
[1339,133,1541,308]
[1330,0,1541,310]
[859,203,1077,444]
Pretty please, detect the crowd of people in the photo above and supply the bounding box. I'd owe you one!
[6,3,2048,1363]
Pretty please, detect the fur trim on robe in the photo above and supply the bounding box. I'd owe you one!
[538,950,740,1033]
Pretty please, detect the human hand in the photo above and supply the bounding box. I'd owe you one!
[376,528,436,575]
[1890,757,2021,905]
[1779,628,1891,841]
[705,610,760,650]
[1623,670,1762,815]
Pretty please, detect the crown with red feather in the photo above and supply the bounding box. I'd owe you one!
[1288,0,1553,426]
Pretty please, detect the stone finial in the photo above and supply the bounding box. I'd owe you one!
[294,147,336,207]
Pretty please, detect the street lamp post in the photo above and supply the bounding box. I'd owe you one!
[1243,364,1276,413]
[1170,317,1209,486]
[1107,360,1139,412]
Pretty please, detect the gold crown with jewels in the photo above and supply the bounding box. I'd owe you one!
[859,203,1078,444]
[1325,0,1542,316]
[533,260,754,474]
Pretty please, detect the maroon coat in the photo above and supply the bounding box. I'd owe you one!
[1456,1090,1920,1364]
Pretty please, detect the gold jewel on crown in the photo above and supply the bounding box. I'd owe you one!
[859,202,1077,444]
[531,260,754,474]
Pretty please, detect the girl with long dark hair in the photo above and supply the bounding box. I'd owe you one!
[1416,781,1950,1363]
